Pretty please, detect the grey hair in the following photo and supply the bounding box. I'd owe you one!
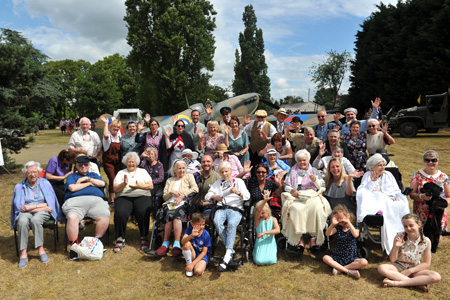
[218,161,232,172]
[423,150,439,161]
[366,153,386,171]
[332,146,343,154]
[79,117,91,125]
[171,160,187,177]
[303,126,314,135]
[367,118,379,125]
[295,149,310,161]
[122,152,140,166]
[22,161,42,173]
[207,120,219,130]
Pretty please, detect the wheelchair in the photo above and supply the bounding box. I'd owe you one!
[357,166,412,259]
[208,200,253,267]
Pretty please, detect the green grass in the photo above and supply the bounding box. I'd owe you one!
[0,129,449,299]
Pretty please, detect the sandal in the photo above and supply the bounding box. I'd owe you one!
[113,240,125,253]
[140,238,149,251]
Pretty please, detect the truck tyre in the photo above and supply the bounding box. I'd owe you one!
[399,122,418,138]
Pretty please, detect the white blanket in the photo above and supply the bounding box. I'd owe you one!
[281,188,331,246]
[356,171,410,254]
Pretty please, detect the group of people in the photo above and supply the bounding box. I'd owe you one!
[10,100,448,292]
[59,116,81,136]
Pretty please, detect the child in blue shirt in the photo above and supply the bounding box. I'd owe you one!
[181,212,211,277]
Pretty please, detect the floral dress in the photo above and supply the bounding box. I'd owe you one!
[340,132,367,171]
[411,169,449,230]
[202,133,225,157]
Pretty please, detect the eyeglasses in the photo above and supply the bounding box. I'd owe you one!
[367,125,377,128]
[256,171,267,174]
[78,163,89,167]
[424,158,438,163]
[317,116,326,118]
[176,125,185,128]
[256,116,265,119]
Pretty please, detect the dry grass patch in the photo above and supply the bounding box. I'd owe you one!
[0,130,449,299]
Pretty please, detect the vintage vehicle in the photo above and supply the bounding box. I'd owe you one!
[388,87,450,138]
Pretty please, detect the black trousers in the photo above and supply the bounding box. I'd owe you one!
[114,195,152,239]
[51,182,66,207]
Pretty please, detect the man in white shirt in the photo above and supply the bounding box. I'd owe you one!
[68,117,102,166]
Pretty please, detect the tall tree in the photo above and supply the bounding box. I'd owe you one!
[278,95,304,105]
[314,87,335,105]
[310,50,351,108]
[124,0,217,115]
[232,5,271,103]
[348,0,450,114]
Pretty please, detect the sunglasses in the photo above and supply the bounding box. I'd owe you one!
[256,171,267,174]
[367,125,377,128]
[317,116,326,118]
[256,116,265,119]
[424,158,438,163]
[176,125,185,128]
[78,163,89,167]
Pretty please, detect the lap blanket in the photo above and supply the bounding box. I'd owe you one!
[281,188,331,246]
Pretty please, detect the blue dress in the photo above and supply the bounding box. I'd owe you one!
[253,217,277,265]
[331,225,359,266]
[228,130,250,165]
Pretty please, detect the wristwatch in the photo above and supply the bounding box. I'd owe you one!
[36,204,39,208]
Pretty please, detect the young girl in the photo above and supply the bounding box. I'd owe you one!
[378,213,441,292]
[252,190,280,265]
[323,205,368,279]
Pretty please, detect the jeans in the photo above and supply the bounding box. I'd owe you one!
[213,209,242,250]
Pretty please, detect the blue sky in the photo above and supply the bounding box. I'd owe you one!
[1,0,398,102]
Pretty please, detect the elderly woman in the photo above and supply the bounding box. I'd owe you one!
[140,147,165,197]
[213,144,249,178]
[228,116,250,165]
[121,120,144,158]
[165,119,194,170]
[247,163,284,216]
[136,116,168,171]
[410,150,450,231]
[259,132,293,166]
[206,161,250,272]
[281,149,331,253]
[198,120,229,158]
[324,158,362,214]
[45,149,77,206]
[11,161,60,269]
[113,152,154,252]
[340,120,367,171]
[356,154,410,254]
[324,129,351,159]
[313,145,355,174]
[366,119,395,155]
[155,160,198,257]
[99,115,122,203]
[264,149,291,178]
[181,148,201,175]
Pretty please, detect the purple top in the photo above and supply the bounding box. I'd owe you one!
[45,156,72,184]
[140,160,165,185]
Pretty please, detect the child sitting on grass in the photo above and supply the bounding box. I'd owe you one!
[378,213,441,292]
[323,204,368,279]
[252,190,280,265]
[181,212,211,277]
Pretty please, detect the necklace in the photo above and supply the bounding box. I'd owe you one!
[128,170,137,178]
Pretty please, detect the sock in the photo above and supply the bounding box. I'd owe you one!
[183,250,192,264]
[223,248,233,263]
[173,240,181,248]
[162,241,170,248]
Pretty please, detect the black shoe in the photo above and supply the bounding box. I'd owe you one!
[69,250,79,261]
[310,245,320,254]
[218,260,228,272]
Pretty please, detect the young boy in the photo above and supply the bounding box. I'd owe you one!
[181,212,211,277]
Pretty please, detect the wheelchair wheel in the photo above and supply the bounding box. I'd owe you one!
[359,246,369,259]
[276,236,287,251]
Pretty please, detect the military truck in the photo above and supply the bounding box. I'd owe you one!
[388,87,450,138]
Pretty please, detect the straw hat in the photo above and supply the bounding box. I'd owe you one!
[216,143,231,153]
[274,108,288,118]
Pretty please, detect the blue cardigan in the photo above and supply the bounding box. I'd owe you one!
[10,177,61,229]
[264,159,291,178]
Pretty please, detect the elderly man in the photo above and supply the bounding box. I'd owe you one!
[286,126,321,163]
[11,161,60,269]
[341,98,381,135]
[68,117,102,166]
[312,110,343,141]
[271,108,289,133]
[185,109,206,154]
[63,155,110,260]
[243,109,277,166]
[189,154,221,221]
